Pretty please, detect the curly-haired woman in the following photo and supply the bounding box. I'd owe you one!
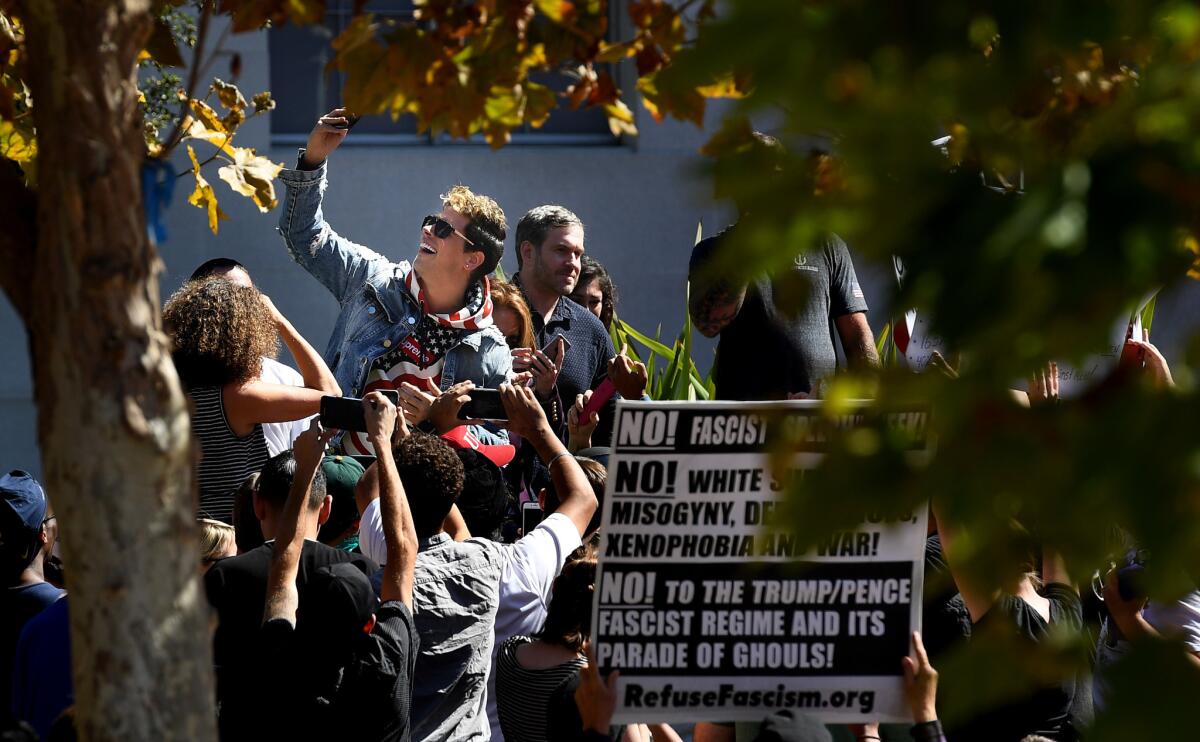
[163,279,340,522]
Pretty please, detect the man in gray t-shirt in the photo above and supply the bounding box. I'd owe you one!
[690,225,876,400]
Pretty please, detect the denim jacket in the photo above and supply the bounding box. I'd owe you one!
[276,156,512,443]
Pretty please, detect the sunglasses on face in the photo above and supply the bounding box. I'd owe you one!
[422,214,474,246]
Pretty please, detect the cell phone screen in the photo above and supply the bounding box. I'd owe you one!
[458,388,508,421]
[541,333,572,355]
[522,503,544,534]
[319,391,399,432]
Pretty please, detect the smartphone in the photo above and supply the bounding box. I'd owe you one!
[458,388,508,421]
[330,113,362,130]
[319,390,399,432]
[541,333,572,355]
[522,501,544,534]
[582,377,616,420]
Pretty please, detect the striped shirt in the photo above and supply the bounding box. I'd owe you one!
[495,636,586,742]
[191,385,268,523]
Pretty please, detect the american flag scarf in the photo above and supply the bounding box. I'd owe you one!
[404,272,494,331]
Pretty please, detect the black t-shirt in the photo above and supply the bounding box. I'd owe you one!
[955,584,1083,741]
[689,227,868,400]
[204,540,378,740]
[260,600,418,742]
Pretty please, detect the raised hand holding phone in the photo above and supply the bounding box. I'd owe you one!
[512,335,565,399]
[429,380,480,432]
[301,107,354,168]
[499,382,553,441]
[319,390,400,432]
[362,391,398,444]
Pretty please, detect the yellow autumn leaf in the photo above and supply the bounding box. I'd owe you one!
[1184,235,1200,281]
[211,78,247,112]
[696,76,746,99]
[217,147,284,212]
[518,44,549,75]
[485,87,523,127]
[637,75,663,122]
[596,40,639,63]
[603,100,638,137]
[184,116,232,149]
[252,91,276,115]
[188,99,228,135]
[186,145,228,235]
[525,82,557,129]
[0,118,36,164]
[534,0,569,22]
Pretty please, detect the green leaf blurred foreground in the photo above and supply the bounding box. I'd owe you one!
[665,0,1200,733]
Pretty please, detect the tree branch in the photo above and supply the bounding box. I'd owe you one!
[159,0,213,159]
[175,133,234,178]
[0,161,37,322]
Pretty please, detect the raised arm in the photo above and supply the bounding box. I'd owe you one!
[931,498,996,623]
[224,293,340,433]
[364,392,419,608]
[261,292,340,395]
[502,383,598,536]
[277,108,390,303]
[263,423,334,626]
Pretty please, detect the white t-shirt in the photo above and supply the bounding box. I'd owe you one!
[358,502,583,742]
[259,357,313,456]
[359,496,389,566]
[487,513,582,740]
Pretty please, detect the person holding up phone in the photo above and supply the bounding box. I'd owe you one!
[163,279,341,523]
[276,108,513,456]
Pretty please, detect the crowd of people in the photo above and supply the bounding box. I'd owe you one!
[2,112,1197,742]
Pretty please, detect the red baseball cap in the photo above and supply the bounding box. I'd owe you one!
[440,426,516,468]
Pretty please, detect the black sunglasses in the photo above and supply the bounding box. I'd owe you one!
[422,214,474,246]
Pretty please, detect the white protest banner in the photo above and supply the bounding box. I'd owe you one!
[592,399,931,724]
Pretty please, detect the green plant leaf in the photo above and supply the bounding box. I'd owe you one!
[620,319,675,358]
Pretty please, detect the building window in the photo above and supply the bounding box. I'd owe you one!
[269,0,618,146]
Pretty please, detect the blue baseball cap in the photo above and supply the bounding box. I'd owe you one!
[0,470,47,535]
[1,470,48,567]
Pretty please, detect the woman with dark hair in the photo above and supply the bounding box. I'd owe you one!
[935,507,1081,741]
[570,255,618,331]
[163,279,340,522]
[496,552,596,742]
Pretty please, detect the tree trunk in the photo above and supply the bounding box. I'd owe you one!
[15,1,217,739]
